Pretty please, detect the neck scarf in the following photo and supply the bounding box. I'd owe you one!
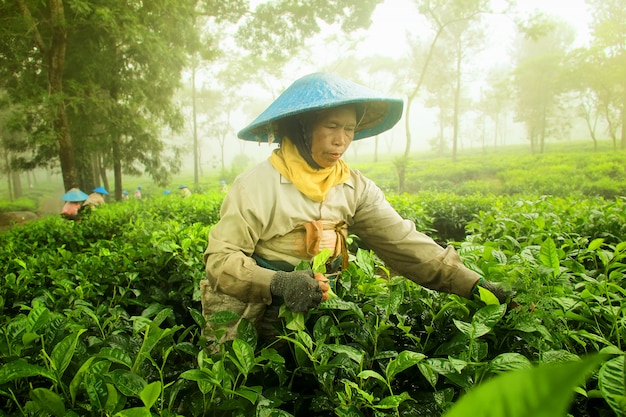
[269,137,350,202]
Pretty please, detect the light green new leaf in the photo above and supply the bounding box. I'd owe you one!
[386,351,426,381]
[313,248,332,273]
[588,238,604,251]
[140,381,161,409]
[232,339,256,376]
[539,238,560,277]
[598,356,626,417]
[357,370,387,385]
[477,286,500,306]
[30,388,65,417]
[114,407,152,417]
[374,392,412,409]
[50,329,86,377]
[444,354,607,417]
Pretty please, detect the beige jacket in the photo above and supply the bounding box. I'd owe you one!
[202,160,481,332]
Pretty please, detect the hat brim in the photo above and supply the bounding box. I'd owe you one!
[62,189,89,202]
[237,73,404,142]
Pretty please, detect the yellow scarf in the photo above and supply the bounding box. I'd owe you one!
[269,137,350,202]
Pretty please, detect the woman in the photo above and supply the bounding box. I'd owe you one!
[201,73,511,341]
[61,188,89,221]
[83,186,109,207]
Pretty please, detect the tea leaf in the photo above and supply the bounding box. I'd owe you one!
[327,344,364,365]
[232,339,256,376]
[443,354,607,417]
[69,357,96,404]
[598,356,626,417]
[488,353,532,374]
[140,381,162,409]
[477,286,500,306]
[50,329,86,377]
[29,388,65,417]
[109,369,147,397]
[386,351,426,381]
[0,359,54,384]
[539,238,560,277]
[374,392,412,409]
[96,347,133,368]
[85,372,108,410]
[357,370,387,385]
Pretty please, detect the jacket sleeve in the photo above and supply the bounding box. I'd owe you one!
[203,178,275,305]
[349,176,480,298]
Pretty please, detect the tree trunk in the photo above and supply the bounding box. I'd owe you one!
[192,64,199,186]
[404,98,413,157]
[5,152,13,202]
[49,0,77,190]
[438,110,445,156]
[374,136,378,162]
[98,153,110,192]
[112,134,122,201]
[451,45,462,163]
[622,90,626,149]
[12,171,23,199]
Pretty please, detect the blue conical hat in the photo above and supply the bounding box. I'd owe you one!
[61,188,89,202]
[237,72,404,142]
[93,186,109,195]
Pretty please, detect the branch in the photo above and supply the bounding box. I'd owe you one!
[15,0,47,53]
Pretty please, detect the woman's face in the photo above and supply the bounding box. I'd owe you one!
[310,105,357,168]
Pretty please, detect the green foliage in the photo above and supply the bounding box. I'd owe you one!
[0,197,37,213]
[353,142,626,198]
[0,191,624,415]
[443,354,609,417]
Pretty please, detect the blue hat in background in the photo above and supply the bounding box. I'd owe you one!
[163,190,171,195]
[220,180,226,185]
[178,184,187,189]
[61,188,89,202]
[237,72,404,142]
[93,186,109,195]
[123,190,129,195]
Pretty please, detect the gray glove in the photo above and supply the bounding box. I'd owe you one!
[270,270,323,312]
[474,278,515,304]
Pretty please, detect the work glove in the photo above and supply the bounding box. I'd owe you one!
[270,270,323,313]
[473,278,515,304]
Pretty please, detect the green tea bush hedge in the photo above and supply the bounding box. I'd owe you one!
[0,190,625,416]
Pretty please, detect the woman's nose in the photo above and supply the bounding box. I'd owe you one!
[333,130,348,145]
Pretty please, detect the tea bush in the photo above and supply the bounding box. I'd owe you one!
[0,191,625,416]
